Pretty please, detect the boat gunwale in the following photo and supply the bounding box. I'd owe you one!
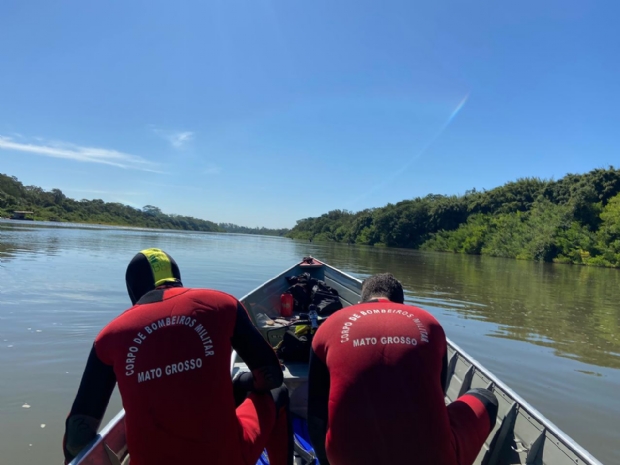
[239,262,301,303]
[69,409,126,464]
[446,338,602,464]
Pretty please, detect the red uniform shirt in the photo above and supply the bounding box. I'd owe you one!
[95,287,242,464]
[65,287,283,465]
[309,300,453,465]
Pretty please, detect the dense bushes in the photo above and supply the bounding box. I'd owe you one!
[288,167,620,267]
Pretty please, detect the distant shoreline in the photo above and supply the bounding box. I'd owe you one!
[1,173,289,237]
[0,218,292,238]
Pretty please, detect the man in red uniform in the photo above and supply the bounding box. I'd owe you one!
[308,273,497,465]
[63,248,292,465]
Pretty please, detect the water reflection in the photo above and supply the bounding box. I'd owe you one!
[1,222,63,261]
[290,241,620,369]
[3,222,618,368]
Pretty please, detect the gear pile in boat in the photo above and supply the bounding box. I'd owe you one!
[282,272,343,317]
[275,273,343,363]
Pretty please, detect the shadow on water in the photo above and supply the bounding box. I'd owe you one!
[291,240,620,370]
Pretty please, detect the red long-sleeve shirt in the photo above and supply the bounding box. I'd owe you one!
[64,287,282,465]
[308,300,452,465]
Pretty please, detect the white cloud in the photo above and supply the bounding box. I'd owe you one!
[0,135,160,172]
[150,127,194,148]
[169,131,194,148]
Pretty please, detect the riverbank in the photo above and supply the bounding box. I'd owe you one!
[0,218,291,240]
[0,174,288,237]
[287,167,620,268]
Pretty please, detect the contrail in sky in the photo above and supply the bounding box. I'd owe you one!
[348,93,470,207]
[446,93,469,126]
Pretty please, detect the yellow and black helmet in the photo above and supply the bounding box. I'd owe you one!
[125,248,182,304]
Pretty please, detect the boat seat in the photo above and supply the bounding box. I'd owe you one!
[233,361,309,393]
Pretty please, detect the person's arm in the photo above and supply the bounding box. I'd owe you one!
[307,348,330,465]
[63,344,116,464]
[230,302,283,392]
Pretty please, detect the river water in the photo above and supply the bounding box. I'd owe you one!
[0,220,618,464]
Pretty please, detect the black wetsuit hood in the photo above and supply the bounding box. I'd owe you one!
[125,248,182,305]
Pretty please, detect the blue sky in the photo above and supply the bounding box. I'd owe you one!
[1,1,618,228]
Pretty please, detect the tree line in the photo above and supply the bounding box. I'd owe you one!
[217,223,289,237]
[287,167,620,267]
[0,174,288,236]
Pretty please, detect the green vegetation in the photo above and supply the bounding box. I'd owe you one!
[0,174,287,236]
[218,223,289,237]
[288,167,620,267]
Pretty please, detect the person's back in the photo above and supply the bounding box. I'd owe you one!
[308,273,497,465]
[96,287,247,464]
[64,248,291,465]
